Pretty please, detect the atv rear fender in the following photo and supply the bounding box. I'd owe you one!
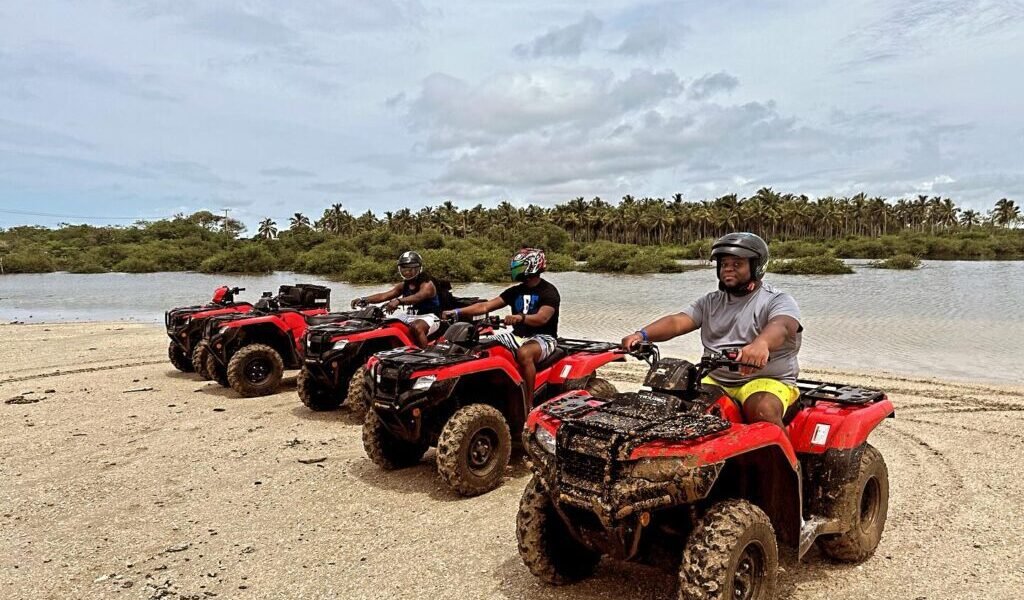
[545,351,626,385]
[787,396,895,454]
[218,321,302,368]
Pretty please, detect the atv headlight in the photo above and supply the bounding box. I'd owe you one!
[534,427,557,455]
[411,375,436,391]
[332,340,348,351]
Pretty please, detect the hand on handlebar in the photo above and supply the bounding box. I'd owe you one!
[736,340,769,376]
[503,314,524,327]
[350,297,368,309]
[621,332,644,351]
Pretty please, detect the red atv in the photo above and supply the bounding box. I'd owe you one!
[164,286,251,373]
[298,297,483,416]
[518,345,895,600]
[202,284,347,397]
[361,318,626,496]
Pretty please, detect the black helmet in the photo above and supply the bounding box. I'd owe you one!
[443,322,478,347]
[710,232,770,291]
[397,251,423,280]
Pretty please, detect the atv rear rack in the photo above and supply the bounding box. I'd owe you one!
[795,380,884,405]
[556,339,622,354]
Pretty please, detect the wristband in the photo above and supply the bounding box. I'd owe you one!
[454,308,461,319]
[638,328,649,342]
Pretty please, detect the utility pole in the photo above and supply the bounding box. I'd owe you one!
[221,208,231,232]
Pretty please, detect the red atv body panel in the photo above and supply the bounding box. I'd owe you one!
[331,321,416,348]
[218,308,327,352]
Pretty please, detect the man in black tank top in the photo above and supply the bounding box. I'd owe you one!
[350,251,441,348]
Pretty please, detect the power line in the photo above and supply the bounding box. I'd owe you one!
[0,208,178,221]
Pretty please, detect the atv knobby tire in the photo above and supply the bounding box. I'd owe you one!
[297,367,342,411]
[816,443,889,562]
[227,343,285,397]
[362,409,427,470]
[436,404,512,497]
[205,351,229,387]
[679,499,778,600]
[192,341,212,380]
[517,475,600,584]
[168,341,194,373]
[345,365,371,417]
[584,377,617,399]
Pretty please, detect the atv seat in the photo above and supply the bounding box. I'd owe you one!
[535,348,568,373]
[304,314,344,326]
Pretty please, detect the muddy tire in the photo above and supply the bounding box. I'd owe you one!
[584,377,617,399]
[517,476,600,584]
[679,499,778,600]
[297,367,342,411]
[192,341,212,380]
[362,409,427,470]
[227,343,285,397]
[345,365,371,417]
[168,341,194,373]
[436,404,512,497]
[817,444,889,562]
[205,352,229,387]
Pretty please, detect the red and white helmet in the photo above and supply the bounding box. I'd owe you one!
[510,248,546,281]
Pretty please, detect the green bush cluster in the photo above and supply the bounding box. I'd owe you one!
[2,211,1022,281]
[870,254,922,269]
[767,256,854,275]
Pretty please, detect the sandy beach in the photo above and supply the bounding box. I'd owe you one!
[2,322,1022,600]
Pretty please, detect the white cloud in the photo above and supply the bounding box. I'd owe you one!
[513,13,603,59]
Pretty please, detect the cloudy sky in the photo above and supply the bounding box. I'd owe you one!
[2,0,1023,229]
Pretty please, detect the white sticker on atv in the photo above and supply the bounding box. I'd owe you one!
[811,424,831,446]
[560,365,572,379]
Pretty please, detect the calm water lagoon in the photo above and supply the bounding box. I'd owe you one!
[2,261,1021,384]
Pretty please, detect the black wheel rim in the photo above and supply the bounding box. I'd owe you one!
[467,427,499,475]
[733,541,766,600]
[245,357,273,384]
[859,476,881,532]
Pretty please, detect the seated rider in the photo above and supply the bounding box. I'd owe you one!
[350,251,441,348]
[621,232,803,428]
[441,248,559,404]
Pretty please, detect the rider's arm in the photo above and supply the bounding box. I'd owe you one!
[361,284,403,304]
[753,316,799,350]
[396,280,436,306]
[509,305,555,327]
[449,296,506,318]
[638,312,699,342]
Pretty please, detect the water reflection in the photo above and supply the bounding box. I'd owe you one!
[1,262,1020,384]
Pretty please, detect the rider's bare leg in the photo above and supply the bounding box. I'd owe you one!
[743,391,786,429]
[409,320,429,348]
[516,340,543,406]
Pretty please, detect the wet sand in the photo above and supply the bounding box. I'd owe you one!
[2,322,1022,599]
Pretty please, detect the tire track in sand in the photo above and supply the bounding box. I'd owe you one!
[0,359,166,384]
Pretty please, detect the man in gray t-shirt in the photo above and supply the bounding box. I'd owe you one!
[622,232,802,429]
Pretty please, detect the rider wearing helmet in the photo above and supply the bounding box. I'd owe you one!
[622,232,803,428]
[350,251,442,348]
[441,248,560,404]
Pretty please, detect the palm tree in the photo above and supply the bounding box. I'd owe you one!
[992,198,1021,227]
[256,218,277,240]
[959,209,981,229]
[289,212,311,231]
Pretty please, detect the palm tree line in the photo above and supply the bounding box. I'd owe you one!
[255,191,1021,243]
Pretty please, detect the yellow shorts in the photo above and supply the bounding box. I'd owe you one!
[702,376,801,411]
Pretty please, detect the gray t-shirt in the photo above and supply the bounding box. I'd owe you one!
[681,283,802,385]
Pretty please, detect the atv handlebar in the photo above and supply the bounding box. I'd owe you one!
[698,348,761,374]
[627,342,661,367]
